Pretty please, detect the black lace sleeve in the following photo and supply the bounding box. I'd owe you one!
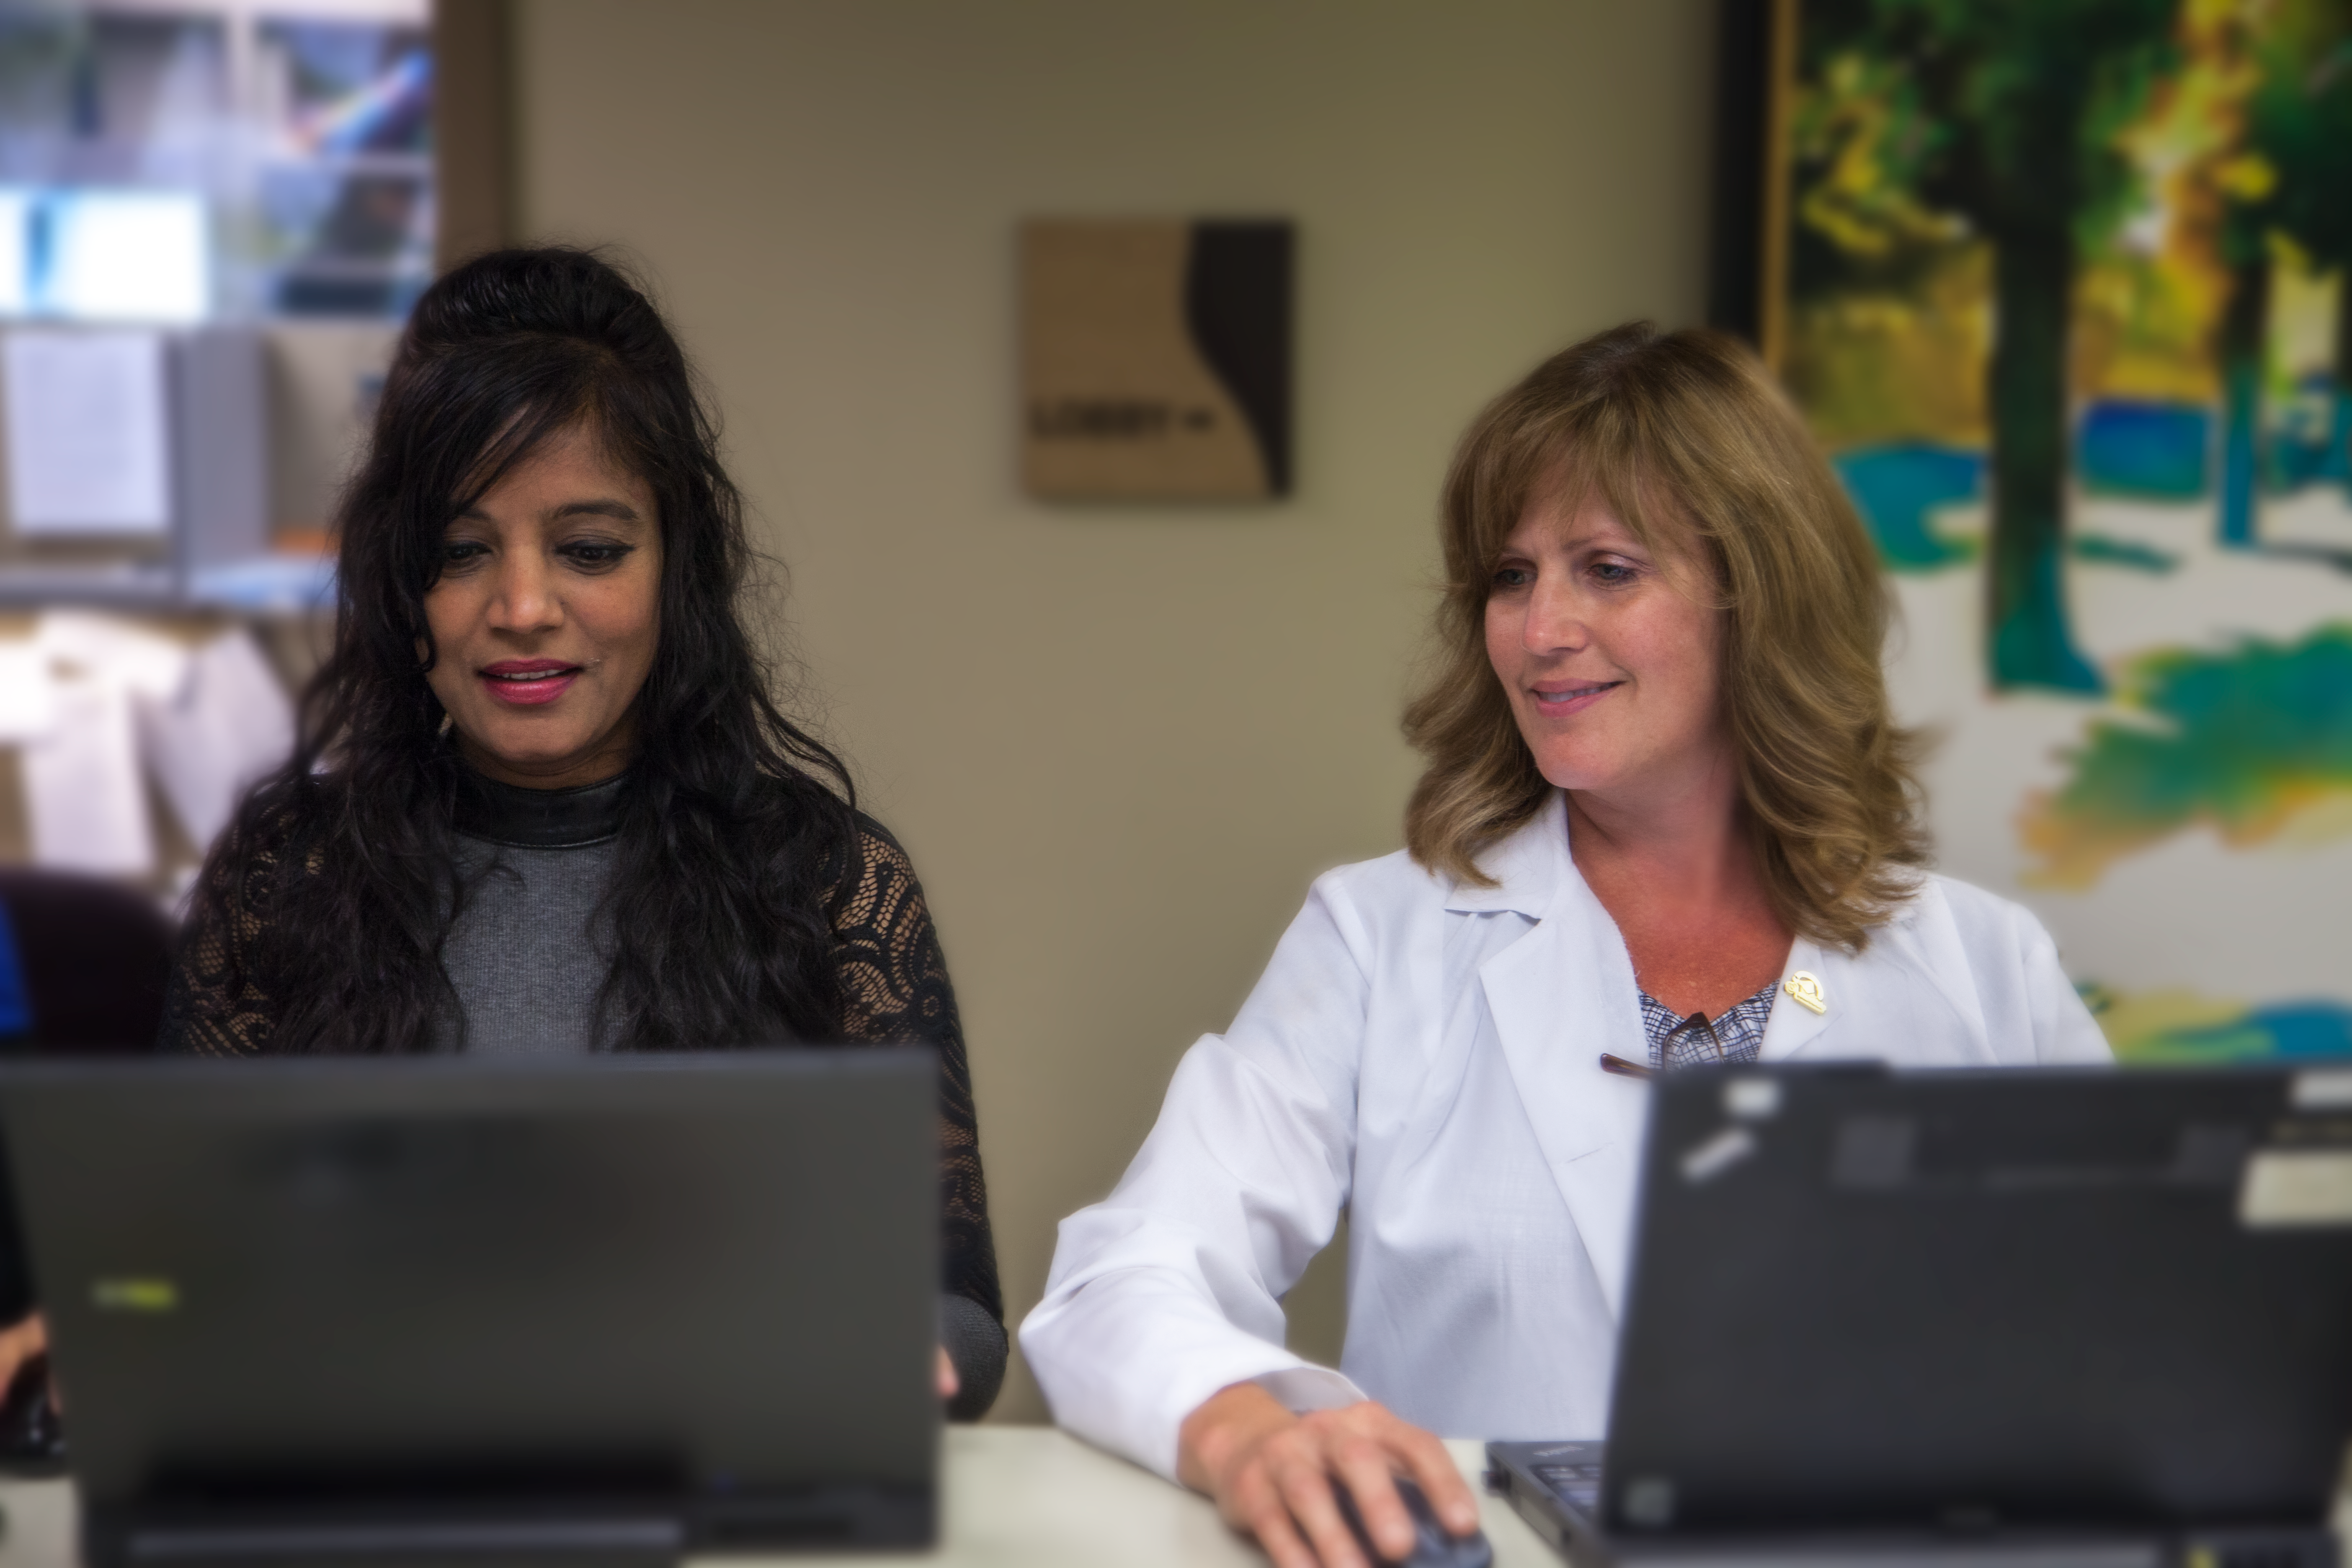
[157,819,287,1058]
[829,817,1004,1334]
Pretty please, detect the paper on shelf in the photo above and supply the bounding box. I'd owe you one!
[137,628,296,850]
[21,675,153,876]
[2,330,173,536]
[0,640,58,742]
[34,610,189,702]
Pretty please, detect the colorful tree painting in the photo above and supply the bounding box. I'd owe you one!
[1772,0,2352,1067]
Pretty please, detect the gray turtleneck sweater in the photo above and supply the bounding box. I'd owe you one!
[436,836,620,1057]
[432,771,1006,1415]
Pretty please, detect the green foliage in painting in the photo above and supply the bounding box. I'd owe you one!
[2022,622,2352,886]
[1798,0,2182,695]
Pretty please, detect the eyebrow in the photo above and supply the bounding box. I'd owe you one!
[454,498,643,524]
[552,499,642,522]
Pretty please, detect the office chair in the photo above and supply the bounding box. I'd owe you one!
[0,867,173,1473]
[0,868,173,1055]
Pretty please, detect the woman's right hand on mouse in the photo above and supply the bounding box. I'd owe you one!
[1177,1380,1479,1568]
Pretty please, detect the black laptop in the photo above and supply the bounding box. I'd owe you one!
[1489,1062,2352,1567]
[0,1049,940,1566]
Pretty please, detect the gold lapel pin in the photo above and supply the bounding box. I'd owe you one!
[1784,970,1828,1015]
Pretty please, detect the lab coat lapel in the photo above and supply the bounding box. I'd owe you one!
[1761,895,1957,1063]
[1760,936,1839,1060]
[1465,800,1650,1320]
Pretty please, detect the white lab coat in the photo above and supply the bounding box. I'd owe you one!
[1019,793,2112,1480]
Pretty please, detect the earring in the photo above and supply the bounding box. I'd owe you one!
[437,711,454,738]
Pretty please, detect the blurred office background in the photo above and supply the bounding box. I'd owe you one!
[5,0,2347,1426]
[0,0,428,896]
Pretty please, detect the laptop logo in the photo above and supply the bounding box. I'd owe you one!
[1679,1127,1757,1184]
[91,1278,179,1313]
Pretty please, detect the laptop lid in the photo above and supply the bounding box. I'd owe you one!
[1602,1063,2352,1538]
[0,1050,939,1555]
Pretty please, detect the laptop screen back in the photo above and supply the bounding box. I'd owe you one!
[1606,1064,2352,1536]
[0,1050,938,1517]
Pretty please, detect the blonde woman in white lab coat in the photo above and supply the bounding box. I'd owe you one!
[1019,322,2112,1568]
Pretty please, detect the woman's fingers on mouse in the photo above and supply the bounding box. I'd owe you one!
[1218,1440,1317,1568]
[1396,1424,1482,1536]
[1271,1449,1372,1568]
[1232,1447,1341,1568]
[1248,1501,1324,1568]
[933,1345,957,1400]
[1186,1392,1464,1568]
[1332,1442,1418,1562]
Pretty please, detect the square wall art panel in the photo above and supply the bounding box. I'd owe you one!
[1021,219,1292,501]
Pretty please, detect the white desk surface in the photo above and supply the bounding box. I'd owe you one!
[0,1427,1560,1568]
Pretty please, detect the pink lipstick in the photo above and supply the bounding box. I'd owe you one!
[479,658,580,706]
[1529,679,1621,718]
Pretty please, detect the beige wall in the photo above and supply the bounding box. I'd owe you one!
[511,0,1716,1423]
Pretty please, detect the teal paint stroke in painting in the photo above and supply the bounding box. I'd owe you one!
[2022,622,2352,887]
[1833,441,2184,576]
[2076,399,2210,500]
[1831,444,1983,571]
[2069,533,2179,573]
[2114,1000,2352,1063]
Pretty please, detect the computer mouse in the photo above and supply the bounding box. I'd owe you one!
[1332,1472,1493,1568]
[0,1356,64,1477]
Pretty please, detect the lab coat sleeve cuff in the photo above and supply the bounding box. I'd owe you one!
[1105,1336,1327,1483]
[1250,1364,1368,1414]
[1023,1275,1351,1484]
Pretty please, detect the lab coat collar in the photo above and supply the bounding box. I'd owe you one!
[1441,793,1570,917]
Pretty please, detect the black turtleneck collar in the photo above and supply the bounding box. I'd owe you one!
[451,763,628,849]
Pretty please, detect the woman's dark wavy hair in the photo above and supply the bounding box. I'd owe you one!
[200,246,859,1053]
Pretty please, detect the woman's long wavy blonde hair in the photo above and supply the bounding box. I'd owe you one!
[1403,321,1929,952]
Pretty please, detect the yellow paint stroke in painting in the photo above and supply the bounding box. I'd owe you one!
[1780,27,1990,446]
[1795,55,1968,260]
[2023,774,2352,889]
[2210,150,2278,203]
[1789,245,1992,448]
[2265,233,2340,399]
[2081,0,2264,405]
[2019,797,2141,891]
[2089,986,2256,1060]
[2270,786,2352,849]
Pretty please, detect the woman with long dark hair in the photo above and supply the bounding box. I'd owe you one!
[157,247,1004,1416]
